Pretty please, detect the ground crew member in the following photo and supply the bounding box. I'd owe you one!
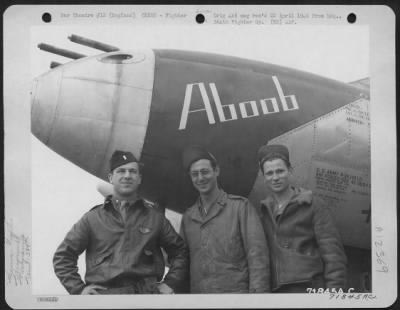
[180,145,270,293]
[53,150,188,294]
[257,143,347,293]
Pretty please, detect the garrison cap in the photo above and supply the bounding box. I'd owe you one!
[110,150,138,172]
[182,145,217,171]
[258,144,290,169]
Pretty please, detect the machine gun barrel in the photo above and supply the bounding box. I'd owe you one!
[38,43,87,59]
[68,34,119,52]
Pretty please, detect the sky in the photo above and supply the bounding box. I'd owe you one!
[30,24,369,294]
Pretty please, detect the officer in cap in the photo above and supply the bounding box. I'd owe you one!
[180,145,271,293]
[53,150,188,295]
[257,143,347,293]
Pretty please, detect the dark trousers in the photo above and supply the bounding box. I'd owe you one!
[274,282,311,293]
[274,276,325,293]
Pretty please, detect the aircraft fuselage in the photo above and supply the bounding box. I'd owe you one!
[31,49,370,250]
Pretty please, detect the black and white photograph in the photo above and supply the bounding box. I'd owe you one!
[4,5,397,309]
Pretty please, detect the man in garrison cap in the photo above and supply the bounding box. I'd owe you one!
[256,143,347,293]
[53,150,188,295]
[179,145,271,293]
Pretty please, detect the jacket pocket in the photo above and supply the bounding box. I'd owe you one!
[226,233,245,263]
[141,248,154,265]
[91,251,113,267]
[277,246,323,285]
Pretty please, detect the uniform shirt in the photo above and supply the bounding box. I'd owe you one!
[112,198,137,223]
[271,199,287,220]
[180,190,270,293]
[53,195,188,294]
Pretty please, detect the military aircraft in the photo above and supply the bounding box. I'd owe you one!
[31,34,371,292]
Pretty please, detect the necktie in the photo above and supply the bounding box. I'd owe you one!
[119,201,130,223]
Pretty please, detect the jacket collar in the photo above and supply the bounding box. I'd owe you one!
[292,187,313,205]
[260,186,313,212]
[102,195,144,211]
[190,189,228,224]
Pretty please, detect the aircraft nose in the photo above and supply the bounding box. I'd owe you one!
[31,71,61,145]
[31,50,155,179]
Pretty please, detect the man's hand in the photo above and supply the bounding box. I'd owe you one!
[157,282,174,294]
[81,284,107,295]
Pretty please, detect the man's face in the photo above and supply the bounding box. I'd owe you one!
[262,158,290,194]
[189,159,219,195]
[108,162,141,198]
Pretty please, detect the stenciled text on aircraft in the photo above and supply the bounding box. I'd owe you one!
[179,76,299,130]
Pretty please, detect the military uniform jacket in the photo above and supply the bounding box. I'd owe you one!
[53,196,188,294]
[180,190,271,293]
[258,187,347,291]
